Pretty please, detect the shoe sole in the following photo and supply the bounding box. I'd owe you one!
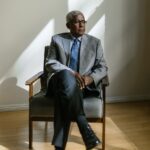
[86,140,101,150]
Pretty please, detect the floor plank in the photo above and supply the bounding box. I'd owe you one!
[106,101,150,150]
[0,101,149,150]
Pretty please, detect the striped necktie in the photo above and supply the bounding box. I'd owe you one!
[69,38,80,71]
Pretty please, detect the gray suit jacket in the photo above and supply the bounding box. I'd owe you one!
[45,32,108,90]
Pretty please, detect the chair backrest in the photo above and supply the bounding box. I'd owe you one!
[41,46,49,90]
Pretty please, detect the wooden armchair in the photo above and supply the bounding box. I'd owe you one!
[25,46,109,150]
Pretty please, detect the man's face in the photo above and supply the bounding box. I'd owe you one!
[68,14,86,37]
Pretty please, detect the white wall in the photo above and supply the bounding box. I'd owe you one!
[0,0,150,111]
[105,0,150,101]
[87,0,150,102]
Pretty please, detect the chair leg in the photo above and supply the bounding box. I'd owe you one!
[29,118,33,149]
[102,120,105,150]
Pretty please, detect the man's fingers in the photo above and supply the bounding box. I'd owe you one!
[76,75,85,89]
[77,78,84,89]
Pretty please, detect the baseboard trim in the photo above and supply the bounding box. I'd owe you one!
[0,95,150,112]
[0,104,28,112]
[106,95,150,103]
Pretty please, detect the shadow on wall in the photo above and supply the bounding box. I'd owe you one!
[1,0,149,105]
[0,0,68,79]
[104,0,150,98]
[0,77,28,107]
[0,0,68,106]
[0,0,106,106]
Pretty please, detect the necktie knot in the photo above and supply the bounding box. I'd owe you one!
[72,38,80,48]
[74,38,79,43]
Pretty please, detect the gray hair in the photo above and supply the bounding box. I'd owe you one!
[66,10,84,23]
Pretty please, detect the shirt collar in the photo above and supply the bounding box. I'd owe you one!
[70,34,82,42]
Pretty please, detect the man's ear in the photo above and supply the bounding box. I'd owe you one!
[66,23,70,29]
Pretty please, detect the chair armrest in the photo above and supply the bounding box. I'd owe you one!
[25,71,44,98]
[25,71,44,86]
[101,76,109,87]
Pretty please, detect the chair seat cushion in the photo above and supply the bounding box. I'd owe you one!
[30,91,54,117]
[84,97,103,118]
[30,91,103,118]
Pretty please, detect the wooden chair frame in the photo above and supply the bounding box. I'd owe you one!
[25,46,109,150]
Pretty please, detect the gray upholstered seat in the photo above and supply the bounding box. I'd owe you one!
[84,97,103,118]
[30,91,103,118]
[30,91,54,117]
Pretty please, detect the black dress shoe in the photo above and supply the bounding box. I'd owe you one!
[80,124,101,150]
[55,146,64,150]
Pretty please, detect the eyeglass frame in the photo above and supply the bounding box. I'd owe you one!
[69,20,87,25]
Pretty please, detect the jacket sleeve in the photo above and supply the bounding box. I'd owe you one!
[90,40,108,86]
[45,36,73,75]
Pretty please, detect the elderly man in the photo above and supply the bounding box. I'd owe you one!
[46,10,108,150]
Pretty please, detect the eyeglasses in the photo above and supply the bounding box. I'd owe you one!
[71,20,87,24]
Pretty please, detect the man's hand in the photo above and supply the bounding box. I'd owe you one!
[73,72,85,89]
[72,72,94,89]
[82,75,94,86]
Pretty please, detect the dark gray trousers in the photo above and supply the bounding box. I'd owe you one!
[47,70,85,149]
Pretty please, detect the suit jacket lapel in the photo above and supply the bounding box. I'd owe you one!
[62,34,72,65]
[79,34,88,74]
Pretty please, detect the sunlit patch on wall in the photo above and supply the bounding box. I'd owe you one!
[0,19,55,90]
[88,14,105,50]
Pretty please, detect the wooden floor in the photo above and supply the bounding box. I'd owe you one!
[106,101,150,150]
[0,101,149,150]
